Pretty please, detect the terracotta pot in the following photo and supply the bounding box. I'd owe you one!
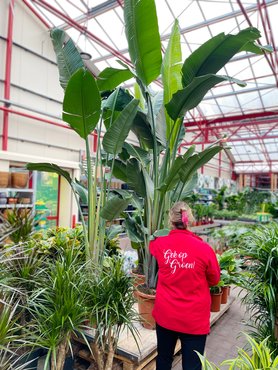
[0,172,9,188]
[210,291,223,312]
[221,286,230,304]
[130,269,145,287]
[136,287,156,330]
[11,172,29,188]
[8,197,17,204]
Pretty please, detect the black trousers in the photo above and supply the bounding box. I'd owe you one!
[156,323,207,370]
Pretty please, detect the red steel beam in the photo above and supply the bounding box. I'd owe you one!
[2,0,15,151]
[0,106,70,130]
[261,0,278,71]
[186,117,278,133]
[22,0,51,28]
[182,133,278,145]
[185,111,278,127]
[31,0,133,67]
[236,0,278,86]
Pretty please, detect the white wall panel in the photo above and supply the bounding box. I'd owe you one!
[0,1,9,37]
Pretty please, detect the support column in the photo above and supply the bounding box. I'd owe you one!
[2,0,15,150]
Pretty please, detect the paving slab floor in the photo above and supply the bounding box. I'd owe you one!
[173,287,250,369]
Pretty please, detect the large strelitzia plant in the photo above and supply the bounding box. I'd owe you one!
[29,0,268,289]
[102,1,268,288]
[27,29,137,265]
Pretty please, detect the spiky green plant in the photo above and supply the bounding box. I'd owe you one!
[84,255,139,370]
[239,223,278,354]
[197,333,278,369]
[26,247,90,370]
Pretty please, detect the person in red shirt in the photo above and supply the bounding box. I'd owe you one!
[150,201,220,370]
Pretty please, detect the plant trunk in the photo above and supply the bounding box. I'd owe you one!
[56,340,67,370]
[275,293,278,341]
[90,341,104,370]
[104,339,115,370]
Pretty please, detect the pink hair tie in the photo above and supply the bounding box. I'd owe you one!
[181,210,188,225]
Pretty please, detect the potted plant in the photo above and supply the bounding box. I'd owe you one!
[239,222,278,355]
[210,282,224,312]
[197,333,278,369]
[26,248,89,370]
[84,255,139,369]
[28,0,268,335]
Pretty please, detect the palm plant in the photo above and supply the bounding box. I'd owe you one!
[0,297,29,370]
[27,248,89,370]
[197,333,278,369]
[239,223,278,354]
[84,255,138,370]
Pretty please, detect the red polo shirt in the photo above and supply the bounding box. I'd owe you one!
[150,229,220,334]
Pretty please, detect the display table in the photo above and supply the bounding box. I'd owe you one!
[75,295,235,369]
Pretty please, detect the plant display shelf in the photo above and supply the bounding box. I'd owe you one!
[74,295,235,369]
[0,204,34,209]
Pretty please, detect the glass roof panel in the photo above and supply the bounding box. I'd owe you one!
[28,0,278,172]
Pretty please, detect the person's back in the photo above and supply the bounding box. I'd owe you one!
[150,202,220,370]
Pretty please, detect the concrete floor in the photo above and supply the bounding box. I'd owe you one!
[173,287,249,369]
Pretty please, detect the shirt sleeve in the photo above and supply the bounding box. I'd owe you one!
[206,246,221,287]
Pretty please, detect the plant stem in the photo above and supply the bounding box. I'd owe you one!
[73,191,89,259]
[85,137,95,262]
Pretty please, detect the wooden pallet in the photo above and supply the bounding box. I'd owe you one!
[74,296,235,369]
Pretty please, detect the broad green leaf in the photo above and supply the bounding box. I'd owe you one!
[97,67,133,91]
[102,99,139,154]
[50,28,84,90]
[179,146,223,184]
[158,156,187,194]
[172,173,198,202]
[162,20,183,147]
[131,111,154,149]
[125,216,145,243]
[26,163,71,184]
[153,229,170,238]
[142,168,154,201]
[134,82,145,110]
[155,105,167,148]
[102,87,133,112]
[124,0,162,86]
[63,69,101,139]
[111,159,128,182]
[123,142,150,165]
[240,42,273,55]
[106,224,123,239]
[126,158,146,197]
[166,74,246,121]
[72,181,88,204]
[100,195,132,221]
[182,27,261,87]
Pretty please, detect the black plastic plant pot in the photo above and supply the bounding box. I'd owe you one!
[18,348,46,369]
[63,356,74,370]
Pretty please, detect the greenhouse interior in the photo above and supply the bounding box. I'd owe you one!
[0,0,278,369]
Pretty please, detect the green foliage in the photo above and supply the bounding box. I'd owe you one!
[197,333,278,369]
[50,28,84,90]
[97,66,133,91]
[239,223,278,354]
[63,68,101,140]
[27,248,88,370]
[84,255,139,367]
[124,0,162,86]
[0,208,35,244]
[0,298,28,370]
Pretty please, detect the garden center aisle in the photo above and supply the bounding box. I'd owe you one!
[173,287,249,369]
